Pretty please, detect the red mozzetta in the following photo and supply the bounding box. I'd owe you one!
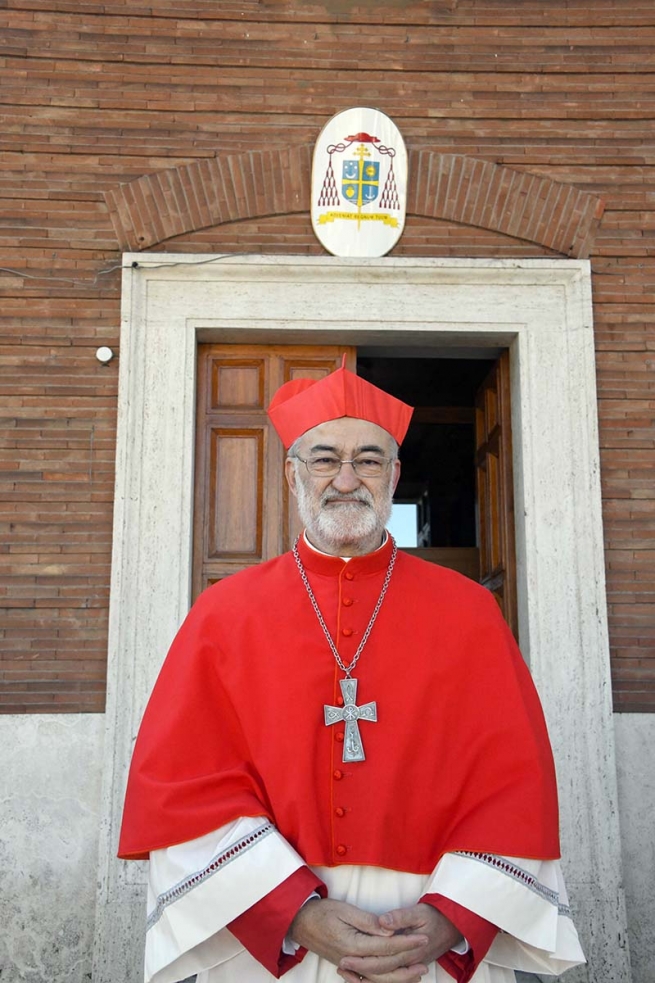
[119,536,560,867]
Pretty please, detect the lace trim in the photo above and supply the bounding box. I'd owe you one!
[146,821,275,931]
[455,852,571,917]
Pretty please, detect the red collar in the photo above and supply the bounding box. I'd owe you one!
[295,532,394,578]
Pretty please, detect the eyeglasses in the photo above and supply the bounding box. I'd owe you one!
[293,455,393,478]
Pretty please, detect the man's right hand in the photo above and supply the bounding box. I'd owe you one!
[288,898,430,979]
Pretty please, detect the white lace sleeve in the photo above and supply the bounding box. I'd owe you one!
[424,852,585,975]
[145,817,307,983]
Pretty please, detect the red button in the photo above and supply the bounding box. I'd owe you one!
[344,571,354,581]
[336,844,348,856]
[335,731,344,742]
[335,806,346,817]
[337,696,344,706]
[342,597,354,607]
[342,628,353,637]
[333,769,344,780]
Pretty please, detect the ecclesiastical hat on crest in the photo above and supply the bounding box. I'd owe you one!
[267,355,414,448]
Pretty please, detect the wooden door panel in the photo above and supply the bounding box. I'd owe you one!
[475,351,518,638]
[487,451,501,572]
[403,546,480,581]
[193,344,355,597]
[484,384,498,436]
[208,428,264,558]
[287,360,341,382]
[210,359,266,410]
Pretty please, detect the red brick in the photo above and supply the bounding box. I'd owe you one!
[2,1,655,714]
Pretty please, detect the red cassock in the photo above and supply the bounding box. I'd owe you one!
[119,536,560,870]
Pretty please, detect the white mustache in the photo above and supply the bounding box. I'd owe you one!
[321,490,373,507]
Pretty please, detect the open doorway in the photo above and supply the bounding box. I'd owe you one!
[359,350,517,636]
[358,351,492,552]
[192,343,517,636]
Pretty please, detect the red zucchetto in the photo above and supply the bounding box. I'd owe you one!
[267,357,414,448]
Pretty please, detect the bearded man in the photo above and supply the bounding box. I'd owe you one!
[119,362,585,983]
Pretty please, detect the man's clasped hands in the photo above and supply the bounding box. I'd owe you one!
[289,898,462,983]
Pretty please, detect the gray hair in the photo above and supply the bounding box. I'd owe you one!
[287,435,303,461]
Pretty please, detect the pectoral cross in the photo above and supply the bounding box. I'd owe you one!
[324,677,377,762]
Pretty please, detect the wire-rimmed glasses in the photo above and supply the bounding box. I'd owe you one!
[293,455,393,478]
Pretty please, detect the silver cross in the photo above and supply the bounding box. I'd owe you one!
[324,678,377,762]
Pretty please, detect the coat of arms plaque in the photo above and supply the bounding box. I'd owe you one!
[311,107,408,257]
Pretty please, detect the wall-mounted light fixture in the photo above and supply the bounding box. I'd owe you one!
[96,346,115,364]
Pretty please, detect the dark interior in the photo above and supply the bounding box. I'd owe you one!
[357,354,495,547]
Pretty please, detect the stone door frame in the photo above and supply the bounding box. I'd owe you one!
[93,254,630,983]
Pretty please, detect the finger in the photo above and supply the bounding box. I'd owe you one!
[340,944,430,975]
[378,907,422,933]
[341,966,428,983]
[373,967,428,983]
[344,910,395,937]
[346,933,429,959]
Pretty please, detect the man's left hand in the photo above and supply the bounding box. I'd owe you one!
[337,903,463,983]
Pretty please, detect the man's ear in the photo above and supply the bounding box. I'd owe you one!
[391,458,401,495]
[285,457,298,498]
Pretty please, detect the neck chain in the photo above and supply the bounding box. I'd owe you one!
[292,536,398,763]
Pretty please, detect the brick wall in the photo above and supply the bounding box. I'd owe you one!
[1,0,653,712]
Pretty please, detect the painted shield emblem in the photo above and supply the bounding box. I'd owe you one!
[342,159,380,205]
[311,107,408,257]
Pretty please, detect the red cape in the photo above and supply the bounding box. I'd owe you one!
[119,538,560,870]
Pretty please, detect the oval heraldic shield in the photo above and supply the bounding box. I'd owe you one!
[311,107,408,257]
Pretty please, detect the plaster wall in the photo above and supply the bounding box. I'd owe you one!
[614,714,655,983]
[0,715,651,982]
[0,714,104,983]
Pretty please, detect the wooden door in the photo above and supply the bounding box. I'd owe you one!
[475,350,518,638]
[192,344,355,597]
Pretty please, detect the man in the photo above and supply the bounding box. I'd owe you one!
[119,361,585,983]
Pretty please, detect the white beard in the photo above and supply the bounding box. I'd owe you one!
[295,475,393,553]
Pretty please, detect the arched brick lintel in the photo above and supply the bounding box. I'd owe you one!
[104,145,605,259]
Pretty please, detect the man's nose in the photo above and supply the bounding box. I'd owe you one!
[331,461,361,492]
